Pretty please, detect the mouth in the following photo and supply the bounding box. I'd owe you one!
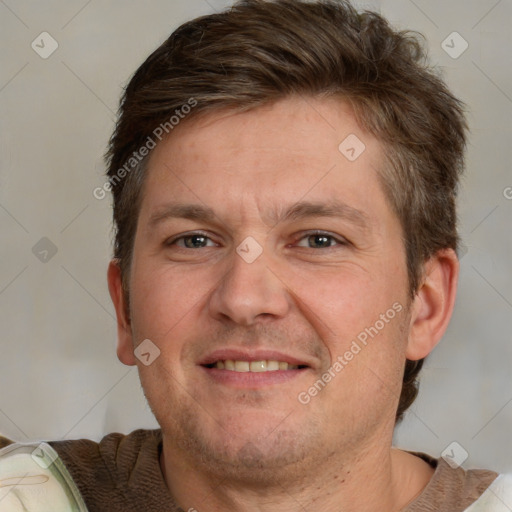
[203,360,308,372]
[198,349,312,387]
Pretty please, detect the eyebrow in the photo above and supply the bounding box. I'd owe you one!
[149,204,216,227]
[274,201,371,231]
[148,200,371,231]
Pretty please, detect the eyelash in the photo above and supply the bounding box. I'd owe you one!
[166,230,348,249]
[294,231,348,249]
[166,231,218,249]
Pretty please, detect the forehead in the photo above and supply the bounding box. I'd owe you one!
[140,96,390,227]
[151,96,378,166]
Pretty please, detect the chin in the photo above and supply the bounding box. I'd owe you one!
[191,434,313,484]
[160,405,322,482]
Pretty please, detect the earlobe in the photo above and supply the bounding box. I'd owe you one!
[107,260,137,366]
[406,249,459,361]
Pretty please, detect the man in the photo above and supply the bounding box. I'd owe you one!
[0,0,510,510]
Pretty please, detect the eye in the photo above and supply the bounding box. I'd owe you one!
[295,232,347,249]
[167,232,217,249]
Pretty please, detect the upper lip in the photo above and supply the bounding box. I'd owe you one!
[199,348,313,368]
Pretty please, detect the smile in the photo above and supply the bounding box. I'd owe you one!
[205,360,307,372]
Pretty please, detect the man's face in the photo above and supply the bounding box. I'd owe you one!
[123,96,413,476]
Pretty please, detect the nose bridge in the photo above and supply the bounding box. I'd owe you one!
[209,242,290,325]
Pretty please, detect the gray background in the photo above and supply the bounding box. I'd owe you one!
[1,0,511,473]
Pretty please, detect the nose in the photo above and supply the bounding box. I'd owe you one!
[208,247,291,326]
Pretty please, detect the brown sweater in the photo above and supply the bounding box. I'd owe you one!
[0,429,498,511]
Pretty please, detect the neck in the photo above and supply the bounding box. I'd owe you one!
[160,437,434,512]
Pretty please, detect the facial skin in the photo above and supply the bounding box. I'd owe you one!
[108,96,458,511]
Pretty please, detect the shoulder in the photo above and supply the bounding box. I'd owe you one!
[0,436,88,511]
[465,473,512,511]
[1,430,163,511]
[48,429,164,509]
[48,428,162,486]
[403,451,501,512]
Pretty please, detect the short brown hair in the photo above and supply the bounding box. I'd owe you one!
[105,0,468,422]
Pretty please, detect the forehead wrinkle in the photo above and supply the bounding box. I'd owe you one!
[147,199,373,237]
[264,200,372,232]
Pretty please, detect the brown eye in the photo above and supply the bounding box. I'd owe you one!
[183,235,208,248]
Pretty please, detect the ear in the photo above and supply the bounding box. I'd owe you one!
[406,248,459,360]
[107,259,136,366]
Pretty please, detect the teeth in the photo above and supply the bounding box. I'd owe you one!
[235,361,250,372]
[250,361,266,372]
[267,360,279,371]
[214,360,300,372]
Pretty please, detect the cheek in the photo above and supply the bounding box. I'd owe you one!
[128,258,213,342]
[289,265,402,339]
[289,263,409,393]
[314,312,409,428]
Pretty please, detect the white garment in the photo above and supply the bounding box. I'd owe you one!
[0,441,88,512]
[465,473,512,511]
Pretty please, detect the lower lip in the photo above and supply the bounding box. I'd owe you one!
[200,366,308,387]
